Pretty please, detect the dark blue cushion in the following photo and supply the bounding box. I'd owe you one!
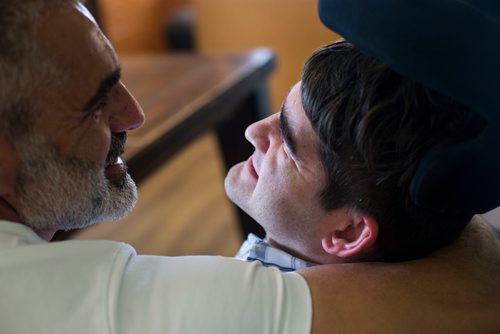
[318,0,500,215]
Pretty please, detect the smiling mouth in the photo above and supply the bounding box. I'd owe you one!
[105,157,126,185]
[106,156,123,167]
[246,156,259,180]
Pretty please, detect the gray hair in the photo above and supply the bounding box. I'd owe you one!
[0,0,80,138]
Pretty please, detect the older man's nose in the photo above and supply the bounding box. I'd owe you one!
[109,82,145,133]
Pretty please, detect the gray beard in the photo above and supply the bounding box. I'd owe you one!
[14,134,137,231]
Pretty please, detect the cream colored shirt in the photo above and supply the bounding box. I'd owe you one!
[0,221,311,334]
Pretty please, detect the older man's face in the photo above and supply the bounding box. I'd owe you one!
[13,3,145,231]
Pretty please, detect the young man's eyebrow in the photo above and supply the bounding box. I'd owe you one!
[83,67,121,112]
[279,100,298,158]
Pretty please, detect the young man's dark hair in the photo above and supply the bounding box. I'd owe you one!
[301,41,484,261]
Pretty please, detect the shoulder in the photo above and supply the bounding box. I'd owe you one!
[0,238,135,334]
[299,218,500,333]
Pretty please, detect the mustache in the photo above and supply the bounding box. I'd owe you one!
[105,132,127,165]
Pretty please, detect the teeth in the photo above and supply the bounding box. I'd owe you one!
[106,157,123,167]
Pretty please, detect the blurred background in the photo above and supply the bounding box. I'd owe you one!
[71,0,340,256]
[93,0,338,112]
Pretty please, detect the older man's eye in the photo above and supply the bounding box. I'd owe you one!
[92,99,108,119]
[82,105,103,123]
[92,107,103,120]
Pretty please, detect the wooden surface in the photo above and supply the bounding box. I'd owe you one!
[121,49,275,185]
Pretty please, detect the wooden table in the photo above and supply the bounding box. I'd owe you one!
[121,49,274,238]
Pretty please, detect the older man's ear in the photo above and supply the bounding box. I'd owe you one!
[321,213,378,258]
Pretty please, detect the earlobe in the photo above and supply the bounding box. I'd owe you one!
[321,215,379,258]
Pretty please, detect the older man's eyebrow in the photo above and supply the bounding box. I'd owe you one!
[279,100,298,158]
[83,67,121,112]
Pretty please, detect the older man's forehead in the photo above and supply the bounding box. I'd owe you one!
[75,2,98,25]
[35,3,117,74]
[32,2,119,110]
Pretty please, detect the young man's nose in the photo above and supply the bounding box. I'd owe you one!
[108,82,145,133]
[244,113,279,153]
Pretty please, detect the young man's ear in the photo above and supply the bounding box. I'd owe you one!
[321,213,378,258]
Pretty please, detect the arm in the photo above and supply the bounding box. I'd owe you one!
[115,255,312,334]
[299,218,500,333]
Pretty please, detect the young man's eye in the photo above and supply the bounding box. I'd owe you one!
[282,141,293,159]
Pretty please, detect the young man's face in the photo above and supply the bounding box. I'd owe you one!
[225,82,339,262]
[11,3,145,231]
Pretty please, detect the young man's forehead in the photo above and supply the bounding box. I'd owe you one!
[280,98,298,158]
[281,82,322,162]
